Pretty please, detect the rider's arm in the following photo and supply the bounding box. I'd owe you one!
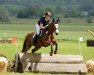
[40,23,45,30]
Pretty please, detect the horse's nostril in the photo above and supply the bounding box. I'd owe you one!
[56,33,58,35]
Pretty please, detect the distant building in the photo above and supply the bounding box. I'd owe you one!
[83,12,88,16]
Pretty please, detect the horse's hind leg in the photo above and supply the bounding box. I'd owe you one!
[22,35,32,53]
[32,46,41,53]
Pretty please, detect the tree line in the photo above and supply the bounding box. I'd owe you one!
[0,0,94,23]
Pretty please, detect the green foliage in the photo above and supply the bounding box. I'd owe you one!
[17,6,44,18]
[0,0,94,18]
[87,16,92,23]
[3,4,26,16]
[0,6,11,23]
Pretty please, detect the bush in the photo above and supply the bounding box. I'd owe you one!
[86,16,92,23]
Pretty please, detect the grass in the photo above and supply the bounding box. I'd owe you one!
[1,72,92,75]
[0,20,94,75]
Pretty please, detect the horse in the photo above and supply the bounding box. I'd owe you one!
[21,18,59,56]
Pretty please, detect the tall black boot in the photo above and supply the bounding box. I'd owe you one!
[33,34,39,43]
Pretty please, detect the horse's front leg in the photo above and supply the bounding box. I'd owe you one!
[54,41,58,54]
[50,43,54,56]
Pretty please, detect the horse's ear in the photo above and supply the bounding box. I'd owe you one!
[57,18,59,23]
[52,18,55,22]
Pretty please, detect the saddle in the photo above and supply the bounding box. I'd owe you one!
[33,26,48,44]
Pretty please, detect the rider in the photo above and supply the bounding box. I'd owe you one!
[33,12,51,43]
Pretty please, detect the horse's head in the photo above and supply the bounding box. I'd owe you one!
[48,18,59,35]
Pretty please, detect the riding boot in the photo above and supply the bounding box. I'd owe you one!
[33,34,39,43]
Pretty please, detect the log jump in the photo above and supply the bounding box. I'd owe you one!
[14,53,87,74]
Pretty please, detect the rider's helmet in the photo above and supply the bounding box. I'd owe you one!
[45,12,51,17]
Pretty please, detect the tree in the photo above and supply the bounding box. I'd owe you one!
[0,6,11,23]
[17,6,44,18]
[1,0,94,18]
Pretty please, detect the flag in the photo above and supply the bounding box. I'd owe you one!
[11,37,17,43]
[79,37,83,42]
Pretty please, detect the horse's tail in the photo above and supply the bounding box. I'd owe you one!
[21,37,27,53]
[21,32,35,53]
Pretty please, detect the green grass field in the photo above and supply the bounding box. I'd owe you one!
[0,20,94,75]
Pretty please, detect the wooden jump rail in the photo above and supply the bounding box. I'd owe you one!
[87,30,94,47]
[15,53,87,74]
[0,39,12,43]
[87,30,94,37]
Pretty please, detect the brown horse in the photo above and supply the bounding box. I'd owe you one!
[21,18,59,56]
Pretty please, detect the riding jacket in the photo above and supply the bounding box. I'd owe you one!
[38,17,50,27]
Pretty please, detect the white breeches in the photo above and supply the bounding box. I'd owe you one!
[36,23,40,35]
[33,23,40,38]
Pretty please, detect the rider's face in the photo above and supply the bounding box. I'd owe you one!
[45,15,50,20]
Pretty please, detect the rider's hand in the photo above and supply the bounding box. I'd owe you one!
[40,23,45,30]
[41,27,45,30]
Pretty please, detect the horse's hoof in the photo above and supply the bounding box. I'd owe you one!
[54,51,57,54]
[50,52,53,56]
[28,66,32,71]
[32,52,34,54]
[32,51,34,53]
